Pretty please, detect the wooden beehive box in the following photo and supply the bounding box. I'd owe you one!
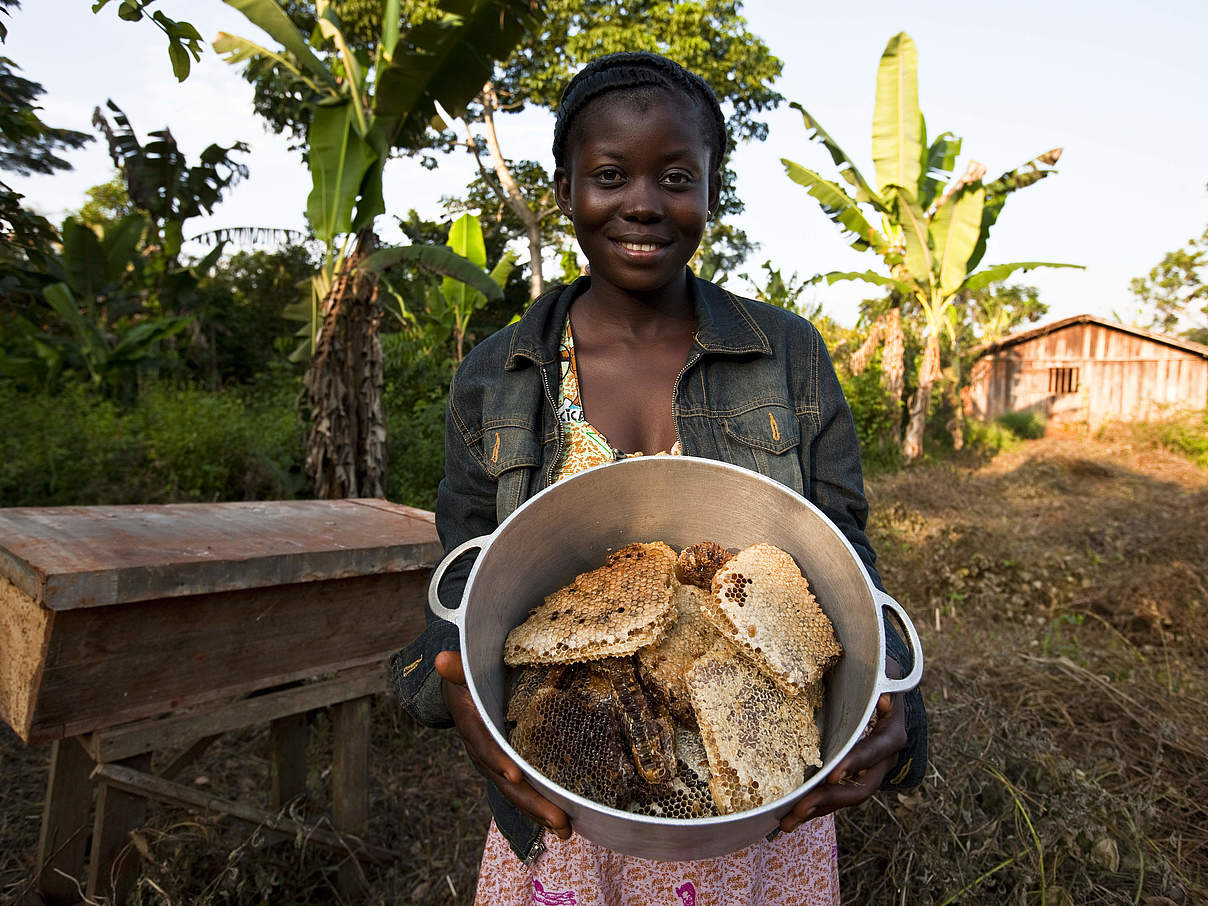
[0,499,442,745]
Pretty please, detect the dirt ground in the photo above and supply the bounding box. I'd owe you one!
[2,431,1206,905]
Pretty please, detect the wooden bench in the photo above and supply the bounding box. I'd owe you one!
[0,499,442,905]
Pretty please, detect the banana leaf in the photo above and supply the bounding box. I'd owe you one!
[873,32,922,195]
[221,0,338,89]
[306,102,377,244]
[789,102,885,211]
[962,261,1084,292]
[363,243,504,302]
[932,185,984,297]
[782,160,888,254]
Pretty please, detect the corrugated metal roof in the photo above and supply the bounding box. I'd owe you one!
[971,314,1208,359]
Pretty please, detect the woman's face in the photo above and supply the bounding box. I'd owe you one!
[554,91,720,298]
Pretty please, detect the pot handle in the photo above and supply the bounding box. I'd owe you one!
[427,535,490,625]
[872,589,924,695]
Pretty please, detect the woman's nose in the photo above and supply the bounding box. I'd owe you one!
[620,178,663,221]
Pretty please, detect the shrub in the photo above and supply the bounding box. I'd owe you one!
[997,409,1048,439]
[840,356,903,474]
[1110,410,1208,467]
[382,333,455,510]
[0,373,305,507]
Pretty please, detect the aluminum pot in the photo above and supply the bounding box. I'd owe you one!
[428,455,922,861]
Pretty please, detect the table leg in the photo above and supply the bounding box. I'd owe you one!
[35,737,94,906]
[270,713,309,809]
[87,752,151,905]
[332,695,372,898]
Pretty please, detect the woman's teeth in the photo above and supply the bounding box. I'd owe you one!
[620,241,660,252]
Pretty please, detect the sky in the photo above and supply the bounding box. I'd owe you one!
[5,0,1208,328]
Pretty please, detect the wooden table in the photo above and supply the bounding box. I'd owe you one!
[0,499,442,905]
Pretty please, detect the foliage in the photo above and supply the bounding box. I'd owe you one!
[741,260,819,319]
[966,282,1047,345]
[996,409,1048,440]
[839,353,903,473]
[1129,204,1208,338]
[782,31,1080,459]
[0,374,305,506]
[0,55,92,177]
[91,0,206,81]
[1111,409,1208,469]
[75,173,137,232]
[381,331,451,509]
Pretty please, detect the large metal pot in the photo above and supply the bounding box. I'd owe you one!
[428,455,922,861]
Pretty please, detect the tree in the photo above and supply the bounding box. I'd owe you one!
[1130,200,1207,339]
[782,32,1081,460]
[228,0,782,300]
[212,0,540,498]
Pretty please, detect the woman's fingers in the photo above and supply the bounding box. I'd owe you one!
[780,693,906,833]
[436,650,572,839]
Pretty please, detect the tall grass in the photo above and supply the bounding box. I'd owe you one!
[1113,409,1208,467]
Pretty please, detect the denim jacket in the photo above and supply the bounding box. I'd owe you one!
[392,273,927,863]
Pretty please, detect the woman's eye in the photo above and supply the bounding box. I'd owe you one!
[661,171,694,187]
[595,168,624,185]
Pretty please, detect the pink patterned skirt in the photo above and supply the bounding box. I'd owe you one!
[473,816,840,905]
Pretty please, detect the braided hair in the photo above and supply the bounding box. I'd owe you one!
[552,52,728,175]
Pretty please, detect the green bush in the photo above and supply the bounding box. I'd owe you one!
[1114,410,1208,467]
[0,373,305,507]
[963,417,1023,455]
[840,356,903,474]
[996,409,1048,439]
[382,333,454,510]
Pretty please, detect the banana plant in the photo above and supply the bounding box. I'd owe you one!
[782,31,1082,459]
[213,0,540,497]
[369,212,515,361]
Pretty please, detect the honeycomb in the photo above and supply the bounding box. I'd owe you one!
[687,639,819,815]
[595,657,677,783]
[506,662,636,808]
[675,541,733,588]
[504,542,679,666]
[637,583,721,726]
[628,726,718,819]
[704,543,842,698]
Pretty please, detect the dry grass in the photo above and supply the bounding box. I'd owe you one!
[2,431,1207,905]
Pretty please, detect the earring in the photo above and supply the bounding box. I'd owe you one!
[706,209,714,221]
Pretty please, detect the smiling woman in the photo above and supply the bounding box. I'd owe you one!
[392,51,927,906]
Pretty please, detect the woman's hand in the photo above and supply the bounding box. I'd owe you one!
[780,667,909,833]
[434,651,572,840]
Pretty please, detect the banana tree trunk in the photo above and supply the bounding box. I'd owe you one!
[902,329,940,461]
[304,229,386,499]
[480,82,544,299]
[882,306,905,444]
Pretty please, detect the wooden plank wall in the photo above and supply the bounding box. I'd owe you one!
[968,323,1208,427]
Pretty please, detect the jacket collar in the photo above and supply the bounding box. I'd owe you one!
[504,270,771,371]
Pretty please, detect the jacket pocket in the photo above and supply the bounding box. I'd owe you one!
[481,423,540,521]
[721,403,805,494]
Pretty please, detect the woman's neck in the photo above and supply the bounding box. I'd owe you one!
[574,269,695,339]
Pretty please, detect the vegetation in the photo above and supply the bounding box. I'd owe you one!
[782,31,1081,460]
[1130,190,1208,343]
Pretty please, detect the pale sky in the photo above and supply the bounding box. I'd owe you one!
[6,1,1207,328]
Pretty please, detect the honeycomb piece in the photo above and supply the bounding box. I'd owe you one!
[504,542,679,667]
[687,640,820,815]
[507,662,635,808]
[628,726,718,819]
[704,543,842,697]
[595,657,677,783]
[675,541,734,589]
[637,584,721,726]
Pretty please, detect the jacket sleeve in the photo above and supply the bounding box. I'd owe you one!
[806,329,928,791]
[391,367,501,729]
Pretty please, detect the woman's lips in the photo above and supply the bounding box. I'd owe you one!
[613,238,669,254]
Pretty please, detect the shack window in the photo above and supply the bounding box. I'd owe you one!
[1048,367,1079,394]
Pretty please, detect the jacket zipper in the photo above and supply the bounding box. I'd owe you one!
[539,360,563,488]
[671,348,701,454]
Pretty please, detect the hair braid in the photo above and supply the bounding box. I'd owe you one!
[552,52,728,174]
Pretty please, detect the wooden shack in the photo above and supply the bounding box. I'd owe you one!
[966,314,1208,429]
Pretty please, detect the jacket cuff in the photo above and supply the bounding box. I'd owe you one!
[390,618,460,729]
[880,613,928,791]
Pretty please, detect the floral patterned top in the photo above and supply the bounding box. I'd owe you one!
[553,317,681,482]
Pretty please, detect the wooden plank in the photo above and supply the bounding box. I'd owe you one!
[270,713,310,809]
[0,499,440,611]
[88,752,151,905]
[91,762,398,863]
[28,570,424,744]
[332,695,372,898]
[87,665,388,762]
[0,575,52,740]
[35,738,94,906]
[158,735,221,782]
